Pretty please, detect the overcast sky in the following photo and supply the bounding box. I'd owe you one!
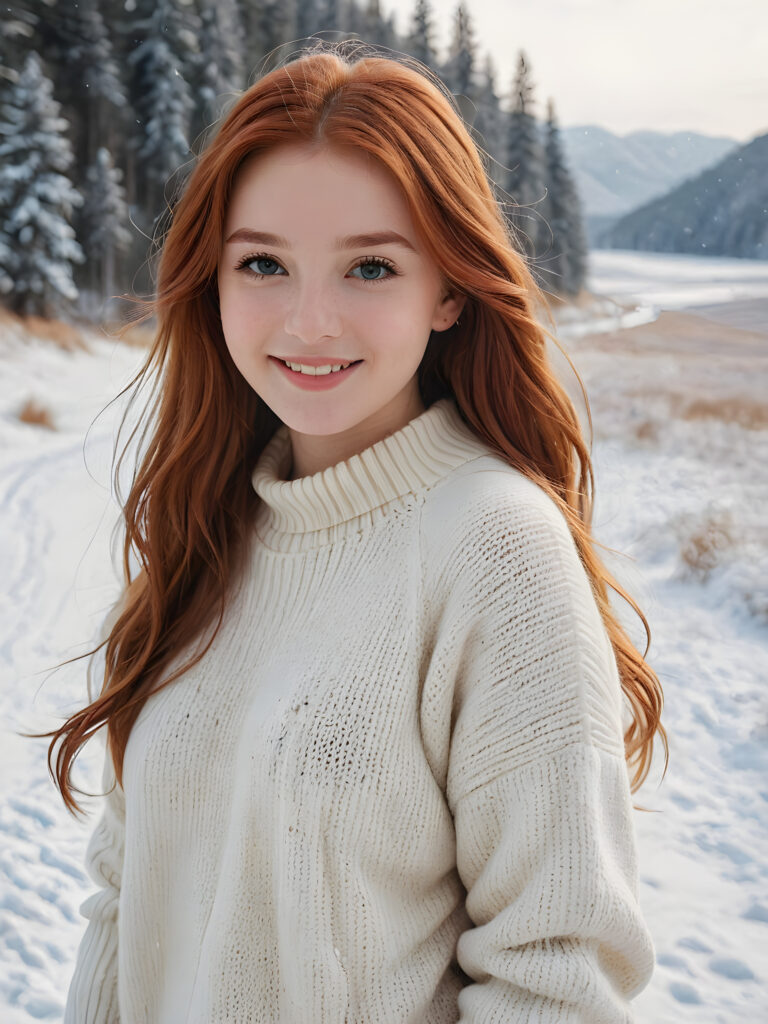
[380,0,767,142]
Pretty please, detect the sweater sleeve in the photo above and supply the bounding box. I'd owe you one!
[63,603,126,1024]
[444,487,656,1023]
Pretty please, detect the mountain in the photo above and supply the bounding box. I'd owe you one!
[597,132,768,260]
[560,126,738,243]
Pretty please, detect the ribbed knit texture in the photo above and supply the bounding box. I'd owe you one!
[64,396,655,1023]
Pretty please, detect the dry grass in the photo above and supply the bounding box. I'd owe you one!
[623,390,768,434]
[626,391,768,440]
[633,418,660,443]
[18,398,55,430]
[0,306,155,350]
[22,315,89,351]
[679,507,734,578]
[680,396,768,431]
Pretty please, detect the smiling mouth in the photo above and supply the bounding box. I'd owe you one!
[273,357,364,376]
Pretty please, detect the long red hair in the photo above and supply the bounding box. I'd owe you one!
[27,41,667,815]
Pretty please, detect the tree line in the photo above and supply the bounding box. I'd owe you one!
[0,0,588,320]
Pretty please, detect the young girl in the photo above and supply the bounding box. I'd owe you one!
[46,42,666,1023]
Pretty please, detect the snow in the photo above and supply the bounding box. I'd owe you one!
[588,248,768,309]
[1,249,767,1021]
[0,320,143,1019]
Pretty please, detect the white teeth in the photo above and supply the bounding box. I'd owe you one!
[282,360,352,375]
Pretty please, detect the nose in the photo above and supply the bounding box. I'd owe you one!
[283,281,342,343]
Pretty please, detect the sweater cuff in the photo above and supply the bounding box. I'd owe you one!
[63,890,119,1023]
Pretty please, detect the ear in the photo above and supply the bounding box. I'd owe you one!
[431,285,467,332]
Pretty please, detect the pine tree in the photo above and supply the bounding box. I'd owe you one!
[441,3,477,100]
[21,0,129,226]
[1,1,40,177]
[365,0,396,48]
[44,0,127,164]
[472,54,504,170]
[1,2,36,90]
[192,0,245,145]
[504,50,547,263]
[244,0,298,73]
[542,98,588,295]
[127,0,198,226]
[406,0,438,70]
[0,52,84,317]
[77,146,132,308]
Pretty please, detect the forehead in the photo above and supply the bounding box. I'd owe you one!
[224,143,413,233]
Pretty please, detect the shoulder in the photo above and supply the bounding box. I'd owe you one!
[421,457,625,764]
[421,454,578,595]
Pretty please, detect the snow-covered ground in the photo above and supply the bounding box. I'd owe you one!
[588,249,768,311]
[1,250,767,1021]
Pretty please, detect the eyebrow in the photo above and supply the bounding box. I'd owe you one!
[225,228,419,254]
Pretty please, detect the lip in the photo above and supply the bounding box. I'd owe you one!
[270,355,363,391]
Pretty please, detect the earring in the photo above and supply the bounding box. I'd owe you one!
[454,317,461,327]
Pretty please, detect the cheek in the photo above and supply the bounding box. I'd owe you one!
[218,284,267,355]
[373,287,437,344]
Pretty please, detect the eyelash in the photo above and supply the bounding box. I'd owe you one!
[233,252,400,285]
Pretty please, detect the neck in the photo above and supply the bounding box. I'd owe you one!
[286,390,426,481]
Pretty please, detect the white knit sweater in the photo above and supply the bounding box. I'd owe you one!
[64,396,655,1023]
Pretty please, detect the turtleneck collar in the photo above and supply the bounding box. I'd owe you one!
[251,397,490,539]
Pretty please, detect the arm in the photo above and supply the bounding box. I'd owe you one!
[445,487,655,1022]
[63,742,124,1024]
[63,601,126,1024]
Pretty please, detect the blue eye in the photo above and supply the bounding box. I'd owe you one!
[234,253,399,284]
[242,255,285,276]
[350,260,393,282]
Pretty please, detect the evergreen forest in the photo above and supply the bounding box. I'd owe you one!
[0,0,588,320]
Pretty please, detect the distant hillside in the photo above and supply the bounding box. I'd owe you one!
[562,126,737,217]
[598,132,768,260]
[561,126,737,244]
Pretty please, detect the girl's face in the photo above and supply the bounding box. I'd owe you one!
[217,142,464,476]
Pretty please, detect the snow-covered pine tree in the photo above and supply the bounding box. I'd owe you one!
[405,0,438,70]
[471,54,504,171]
[1,2,36,90]
[440,2,477,104]
[542,98,588,296]
[0,52,84,317]
[87,4,135,166]
[1,0,42,171]
[35,0,127,169]
[192,0,245,146]
[245,0,298,72]
[128,0,199,227]
[77,146,132,309]
[504,50,548,264]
